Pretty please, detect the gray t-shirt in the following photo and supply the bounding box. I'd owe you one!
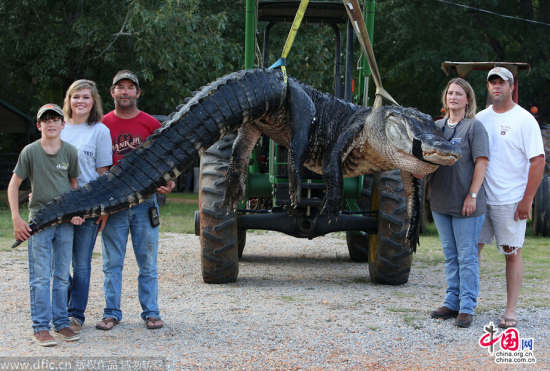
[60,121,113,187]
[430,118,490,217]
[14,140,80,217]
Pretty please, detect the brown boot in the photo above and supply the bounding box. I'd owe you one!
[69,317,82,334]
[430,306,459,319]
[52,327,80,342]
[454,313,473,328]
[33,330,57,347]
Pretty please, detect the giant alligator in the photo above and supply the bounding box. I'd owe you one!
[12,68,460,250]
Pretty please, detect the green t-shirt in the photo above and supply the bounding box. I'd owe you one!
[14,140,80,217]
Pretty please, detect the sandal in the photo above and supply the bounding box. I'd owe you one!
[95,317,119,331]
[498,316,518,329]
[146,317,163,330]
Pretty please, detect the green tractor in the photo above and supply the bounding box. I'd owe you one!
[195,0,413,285]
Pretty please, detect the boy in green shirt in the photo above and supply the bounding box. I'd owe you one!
[8,103,83,346]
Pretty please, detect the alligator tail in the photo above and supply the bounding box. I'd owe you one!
[12,68,286,248]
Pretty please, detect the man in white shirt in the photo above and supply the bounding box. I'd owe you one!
[476,67,545,329]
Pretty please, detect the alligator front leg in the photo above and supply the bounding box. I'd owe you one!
[320,116,366,221]
[287,80,316,207]
[400,170,421,252]
[221,124,262,212]
[320,143,343,222]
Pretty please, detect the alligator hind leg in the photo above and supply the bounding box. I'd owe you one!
[287,80,316,207]
[221,125,262,212]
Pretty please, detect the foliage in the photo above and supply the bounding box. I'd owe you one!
[258,22,349,94]
[1,0,549,132]
[0,0,244,126]
[374,0,550,120]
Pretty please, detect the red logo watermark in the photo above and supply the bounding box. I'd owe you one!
[479,322,536,364]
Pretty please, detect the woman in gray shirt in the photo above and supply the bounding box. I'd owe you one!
[429,78,490,328]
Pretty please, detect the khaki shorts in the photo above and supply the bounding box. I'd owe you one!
[478,203,526,254]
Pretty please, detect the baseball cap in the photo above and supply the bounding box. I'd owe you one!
[37,103,64,120]
[487,67,514,84]
[112,70,139,88]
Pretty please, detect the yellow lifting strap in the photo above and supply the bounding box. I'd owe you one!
[269,0,310,86]
[342,0,399,109]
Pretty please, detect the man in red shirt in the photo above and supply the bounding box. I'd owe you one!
[96,70,175,331]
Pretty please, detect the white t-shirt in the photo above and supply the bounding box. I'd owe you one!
[476,104,544,205]
[60,121,113,187]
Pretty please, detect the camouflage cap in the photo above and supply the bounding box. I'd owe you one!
[37,103,64,120]
[487,67,514,85]
[112,70,139,88]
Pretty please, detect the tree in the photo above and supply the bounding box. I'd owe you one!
[2,0,548,126]
[0,0,244,122]
[374,0,550,121]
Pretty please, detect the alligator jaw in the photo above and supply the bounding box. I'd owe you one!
[418,139,462,166]
[412,138,461,166]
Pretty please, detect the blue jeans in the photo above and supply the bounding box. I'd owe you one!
[28,223,73,333]
[432,211,485,315]
[68,217,100,324]
[101,195,160,321]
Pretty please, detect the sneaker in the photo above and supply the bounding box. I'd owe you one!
[455,313,474,328]
[430,306,459,319]
[69,317,82,334]
[52,327,80,342]
[33,330,57,347]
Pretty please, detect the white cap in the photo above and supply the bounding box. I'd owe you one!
[487,67,514,84]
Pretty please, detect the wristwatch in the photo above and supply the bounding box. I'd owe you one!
[468,191,477,199]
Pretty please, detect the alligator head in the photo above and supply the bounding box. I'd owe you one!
[365,106,461,175]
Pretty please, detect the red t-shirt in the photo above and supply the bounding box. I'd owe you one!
[103,111,161,166]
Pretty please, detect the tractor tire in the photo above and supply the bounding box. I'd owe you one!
[346,174,374,262]
[346,232,369,262]
[199,132,240,283]
[541,126,550,176]
[368,170,413,285]
[238,229,246,259]
[532,174,550,237]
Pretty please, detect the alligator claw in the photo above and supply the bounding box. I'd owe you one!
[320,194,341,222]
[289,190,301,208]
[288,167,302,208]
[220,193,240,214]
[222,175,245,212]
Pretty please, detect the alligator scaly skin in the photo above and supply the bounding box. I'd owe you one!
[13,69,286,247]
[13,68,460,252]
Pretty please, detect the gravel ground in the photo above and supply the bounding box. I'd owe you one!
[1,232,549,370]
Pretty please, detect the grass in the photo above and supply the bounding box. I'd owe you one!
[403,314,424,329]
[416,222,550,312]
[162,192,199,200]
[158,193,198,234]
[387,307,418,313]
[386,307,425,328]
[392,291,416,298]
[280,295,301,302]
[0,203,29,251]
